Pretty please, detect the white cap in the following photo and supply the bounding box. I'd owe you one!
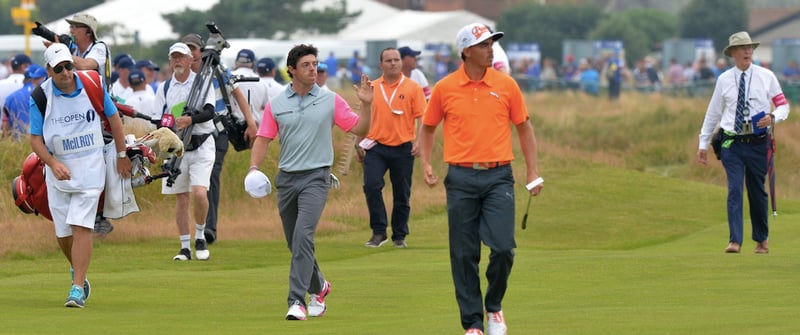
[455,23,504,54]
[168,42,192,57]
[244,170,272,198]
[44,43,73,68]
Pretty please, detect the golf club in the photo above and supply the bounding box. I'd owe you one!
[521,177,544,230]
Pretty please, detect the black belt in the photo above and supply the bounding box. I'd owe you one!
[733,133,767,144]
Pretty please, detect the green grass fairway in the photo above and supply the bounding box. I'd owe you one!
[2,163,800,334]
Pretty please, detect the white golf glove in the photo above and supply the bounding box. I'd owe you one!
[330,173,340,190]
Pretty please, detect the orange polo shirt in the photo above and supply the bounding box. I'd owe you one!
[423,64,529,163]
[366,74,427,146]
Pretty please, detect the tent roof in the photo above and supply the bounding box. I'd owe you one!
[296,0,495,44]
[43,0,219,45]
[42,0,494,47]
[336,9,494,43]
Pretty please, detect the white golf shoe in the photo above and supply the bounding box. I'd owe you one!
[486,310,507,335]
[286,304,307,321]
[308,280,331,317]
[195,239,210,260]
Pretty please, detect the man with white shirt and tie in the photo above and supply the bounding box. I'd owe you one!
[697,31,790,254]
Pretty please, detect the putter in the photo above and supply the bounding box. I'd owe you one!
[521,194,532,230]
[521,177,544,230]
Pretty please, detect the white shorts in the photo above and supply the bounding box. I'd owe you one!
[162,135,215,194]
[48,187,102,238]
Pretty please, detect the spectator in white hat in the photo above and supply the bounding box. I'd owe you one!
[154,42,218,261]
[180,34,257,245]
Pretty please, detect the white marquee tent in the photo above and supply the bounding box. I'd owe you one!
[42,0,219,45]
[295,0,495,43]
[42,0,494,47]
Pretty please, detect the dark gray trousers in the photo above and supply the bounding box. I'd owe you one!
[205,131,228,233]
[444,164,516,331]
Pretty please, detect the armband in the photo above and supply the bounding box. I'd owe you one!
[772,93,788,107]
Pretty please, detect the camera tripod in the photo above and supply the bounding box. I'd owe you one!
[157,22,257,187]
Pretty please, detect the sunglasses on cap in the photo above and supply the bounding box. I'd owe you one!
[53,62,74,74]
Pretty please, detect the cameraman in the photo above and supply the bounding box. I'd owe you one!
[181,33,257,244]
[42,14,110,83]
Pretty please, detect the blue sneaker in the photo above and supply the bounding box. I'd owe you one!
[83,278,91,301]
[64,285,85,308]
[70,268,91,301]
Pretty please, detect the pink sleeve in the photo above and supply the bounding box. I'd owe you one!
[256,103,278,139]
[333,94,359,132]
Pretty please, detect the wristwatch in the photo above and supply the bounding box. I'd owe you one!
[117,151,127,159]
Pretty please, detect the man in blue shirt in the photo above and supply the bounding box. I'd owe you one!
[2,64,47,140]
[606,52,622,100]
[30,43,131,307]
[324,51,338,78]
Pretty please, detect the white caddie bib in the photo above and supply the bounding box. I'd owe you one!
[52,128,104,156]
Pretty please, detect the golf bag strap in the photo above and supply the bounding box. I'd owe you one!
[31,71,109,132]
[162,78,171,114]
[76,70,110,132]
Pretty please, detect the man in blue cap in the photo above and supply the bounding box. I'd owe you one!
[124,69,157,133]
[134,59,160,93]
[111,55,135,102]
[257,57,285,99]
[398,46,431,100]
[316,63,329,90]
[2,64,46,140]
[232,49,268,125]
[0,54,32,135]
[0,54,32,112]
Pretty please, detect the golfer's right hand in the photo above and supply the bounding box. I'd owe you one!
[423,164,438,187]
[49,160,72,180]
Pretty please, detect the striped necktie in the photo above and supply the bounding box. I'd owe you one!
[734,71,746,134]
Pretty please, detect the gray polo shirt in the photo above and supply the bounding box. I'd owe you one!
[258,84,359,172]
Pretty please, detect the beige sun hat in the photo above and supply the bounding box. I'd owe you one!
[65,13,98,34]
[723,31,760,57]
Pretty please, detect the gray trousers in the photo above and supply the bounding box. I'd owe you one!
[276,167,330,307]
[445,164,516,331]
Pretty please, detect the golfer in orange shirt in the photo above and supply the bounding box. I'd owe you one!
[419,23,544,335]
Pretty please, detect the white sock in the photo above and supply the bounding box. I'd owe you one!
[195,224,206,241]
[180,234,191,250]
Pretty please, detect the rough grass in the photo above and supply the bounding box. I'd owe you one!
[3,90,799,256]
[2,90,800,333]
[2,145,800,334]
